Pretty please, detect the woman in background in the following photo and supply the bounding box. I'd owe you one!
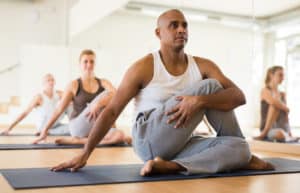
[33,49,131,145]
[255,66,297,142]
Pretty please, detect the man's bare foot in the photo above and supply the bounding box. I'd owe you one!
[124,136,132,145]
[243,155,275,170]
[140,157,185,176]
[54,137,86,145]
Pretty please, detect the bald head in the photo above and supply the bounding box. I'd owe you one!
[157,9,185,27]
[155,9,188,51]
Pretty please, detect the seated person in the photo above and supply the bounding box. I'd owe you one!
[1,73,69,136]
[254,66,298,142]
[33,49,131,145]
[51,10,273,175]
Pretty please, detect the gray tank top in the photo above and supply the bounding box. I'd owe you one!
[70,78,104,119]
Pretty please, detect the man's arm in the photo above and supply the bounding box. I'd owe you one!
[195,57,246,111]
[167,57,246,128]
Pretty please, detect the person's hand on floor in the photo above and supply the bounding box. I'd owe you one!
[0,129,10,135]
[51,151,89,172]
[32,130,48,144]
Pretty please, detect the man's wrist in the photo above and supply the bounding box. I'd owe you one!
[196,95,207,109]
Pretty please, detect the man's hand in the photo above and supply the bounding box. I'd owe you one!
[32,130,48,144]
[51,152,89,172]
[166,96,202,128]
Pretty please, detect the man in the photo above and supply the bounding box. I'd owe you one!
[52,9,273,175]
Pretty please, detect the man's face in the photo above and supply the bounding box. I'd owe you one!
[156,11,188,51]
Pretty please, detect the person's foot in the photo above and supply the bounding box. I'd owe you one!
[243,155,275,170]
[124,136,132,145]
[54,137,86,145]
[253,135,265,140]
[140,157,185,176]
[54,138,68,145]
[34,131,41,136]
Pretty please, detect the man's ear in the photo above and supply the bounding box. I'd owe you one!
[155,28,160,39]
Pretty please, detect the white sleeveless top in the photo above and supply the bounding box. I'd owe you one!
[134,51,203,118]
[35,91,62,130]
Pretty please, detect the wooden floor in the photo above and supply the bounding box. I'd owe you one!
[0,133,300,193]
[248,139,300,155]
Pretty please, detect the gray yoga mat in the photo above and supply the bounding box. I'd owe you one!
[258,138,300,143]
[0,133,70,137]
[0,143,131,150]
[1,158,300,189]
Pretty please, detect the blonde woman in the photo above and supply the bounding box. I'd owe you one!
[33,49,131,145]
[255,66,297,141]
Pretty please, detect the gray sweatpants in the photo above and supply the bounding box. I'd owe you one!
[47,123,69,135]
[132,79,251,175]
[267,111,290,141]
[69,90,115,138]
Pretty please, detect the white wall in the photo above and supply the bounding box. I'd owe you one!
[0,0,68,101]
[70,11,263,131]
[0,3,266,131]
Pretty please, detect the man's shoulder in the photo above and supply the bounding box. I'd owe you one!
[130,53,154,72]
[192,56,214,66]
[134,53,153,66]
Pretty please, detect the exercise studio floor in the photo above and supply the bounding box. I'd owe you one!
[0,133,299,193]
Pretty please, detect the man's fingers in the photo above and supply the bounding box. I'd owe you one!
[175,114,187,128]
[166,106,179,116]
[71,163,85,172]
[167,111,181,124]
[51,162,69,172]
[70,162,85,172]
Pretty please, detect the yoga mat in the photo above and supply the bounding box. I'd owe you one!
[0,143,131,150]
[0,133,70,137]
[259,138,299,143]
[1,158,300,189]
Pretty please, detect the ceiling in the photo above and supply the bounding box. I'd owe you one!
[131,0,300,18]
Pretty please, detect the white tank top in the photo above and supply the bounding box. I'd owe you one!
[134,51,203,118]
[35,91,62,130]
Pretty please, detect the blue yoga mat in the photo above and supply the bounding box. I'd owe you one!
[0,143,131,150]
[1,158,300,189]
